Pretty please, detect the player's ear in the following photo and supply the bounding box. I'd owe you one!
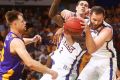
[13,20,18,26]
[13,21,16,26]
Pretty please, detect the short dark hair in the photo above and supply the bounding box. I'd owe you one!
[5,10,23,25]
[77,0,89,6]
[90,6,105,16]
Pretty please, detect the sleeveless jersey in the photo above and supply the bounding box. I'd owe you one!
[0,32,24,80]
[87,20,116,58]
[50,35,85,80]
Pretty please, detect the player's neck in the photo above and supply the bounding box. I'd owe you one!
[76,13,85,18]
[65,35,74,46]
[10,29,22,38]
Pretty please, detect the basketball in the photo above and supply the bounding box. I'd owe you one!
[63,17,84,35]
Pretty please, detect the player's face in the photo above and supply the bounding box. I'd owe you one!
[90,12,104,29]
[76,1,89,15]
[15,15,26,33]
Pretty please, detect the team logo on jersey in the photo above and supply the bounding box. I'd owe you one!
[63,41,75,53]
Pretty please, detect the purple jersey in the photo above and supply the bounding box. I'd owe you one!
[0,32,24,80]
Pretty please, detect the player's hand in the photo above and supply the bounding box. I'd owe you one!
[49,69,58,80]
[32,35,42,43]
[63,10,74,20]
[85,8,91,16]
[79,18,90,32]
[53,28,63,44]
[117,77,120,80]
[117,69,120,80]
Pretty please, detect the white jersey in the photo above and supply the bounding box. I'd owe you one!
[91,31,116,58]
[50,35,85,80]
[77,20,117,80]
[86,20,116,58]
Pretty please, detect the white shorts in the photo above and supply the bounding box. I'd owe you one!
[40,73,77,80]
[77,57,117,80]
[40,74,52,80]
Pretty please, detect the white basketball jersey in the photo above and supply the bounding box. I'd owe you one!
[50,35,85,80]
[90,21,116,58]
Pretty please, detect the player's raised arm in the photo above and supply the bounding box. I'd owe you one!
[49,0,64,27]
[23,34,42,45]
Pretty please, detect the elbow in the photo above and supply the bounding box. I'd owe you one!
[88,50,95,54]
[88,48,97,54]
[27,63,34,69]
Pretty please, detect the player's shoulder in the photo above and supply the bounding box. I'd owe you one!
[61,9,74,14]
[102,21,113,34]
[61,9,75,18]
[10,38,25,53]
[103,21,112,28]
[11,38,24,45]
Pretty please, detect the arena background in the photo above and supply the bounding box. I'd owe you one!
[0,0,120,80]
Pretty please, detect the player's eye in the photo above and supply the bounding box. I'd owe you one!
[21,20,25,23]
[84,4,88,7]
[80,3,83,6]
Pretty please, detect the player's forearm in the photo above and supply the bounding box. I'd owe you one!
[46,56,52,68]
[85,27,97,54]
[28,59,52,74]
[49,0,61,18]
[23,38,33,45]
[49,0,64,27]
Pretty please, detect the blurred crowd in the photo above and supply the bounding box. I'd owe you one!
[0,0,43,1]
[0,1,120,80]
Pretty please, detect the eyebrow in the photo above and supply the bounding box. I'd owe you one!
[93,18,102,22]
[80,3,88,6]
[93,18,97,21]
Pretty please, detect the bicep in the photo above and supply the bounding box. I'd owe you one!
[94,28,112,49]
[11,39,32,63]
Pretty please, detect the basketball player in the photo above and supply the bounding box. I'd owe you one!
[77,6,117,80]
[40,17,86,80]
[51,0,89,44]
[47,0,91,73]
[0,10,58,80]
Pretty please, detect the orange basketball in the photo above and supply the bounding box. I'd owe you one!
[63,17,84,35]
